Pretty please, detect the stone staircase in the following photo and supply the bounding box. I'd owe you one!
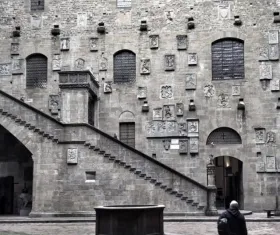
[0,90,209,214]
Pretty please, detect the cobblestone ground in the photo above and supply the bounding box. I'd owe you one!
[0,222,279,235]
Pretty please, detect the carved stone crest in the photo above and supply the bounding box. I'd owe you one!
[269,44,279,60]
[0,63,11,76]
[165,54,175,71]
[104,82,112,93]
[218,3,231,19]
[67,148,78,164]
[137,86,147,99]
[149,35,159,49]
[188,53,198,66]
[160,85,173,99]
[266,131,276,145]
[178,122,187,136]
[140,59,151,75]
[187,120,199,135]
[218,93,230,108]
[12,59,24,75]
[204,84,215,97]
[269,30,279,44]
[260,63,272,80]
[266,156,276,172]
[259,47,269,61]
[52,54,61,71]
[75,58,85,70]
[255,128,265,144]
[179,139,188,154]
[232,85,241,96]
[163,105,175,121]
[189,137,199,154]
[11,43,19,55]
[48,95,61,115]
[99,52,108,71]
[176,103,184,116]
[271,79,280,91]
[256,162,265,173]
[77,13,87,27]
[163,139,171,151]
[31,15,42,29]
[186,74,197,90]
[153,108,163,121]
[176,35,188,50]
[61,38,70,51]
[89,37,98,51]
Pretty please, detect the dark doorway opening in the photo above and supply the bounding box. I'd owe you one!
[215,156,243,209]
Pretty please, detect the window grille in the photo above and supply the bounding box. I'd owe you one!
[31,0,44,10]
[26,54,48,88]
[117,0,131,8]
[206,127,242,145]
[120,122,135,148]
[212,39,244,80]
[114,51,136,83]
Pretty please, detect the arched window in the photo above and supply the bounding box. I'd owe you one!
[117,0,131,8]
[26,54,48,88]
[206,127,242,145]
[212,38,244,80]
[114,50,136,83]
[31,0,44,11]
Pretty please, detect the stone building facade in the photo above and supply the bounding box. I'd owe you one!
[0,0,280,216]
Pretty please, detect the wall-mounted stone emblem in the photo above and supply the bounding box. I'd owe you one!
[0,63,11,76]
[146,121,179,137]
[176,103,184,116]
[163,139,171,151]
[165,54,175,71]
[218,93,230,108]
[255,128,266,144]
[187,120,199,136]
[89,37,98,51]
[160,85,173,99]
[163,105,175,121]
[176,35,188,50]
[269,30,279,44]
[48,95,61,115]
[266,131,276,145]
[188,53,198,66]
[153,108,163,121]
[137,86,147,99]
[31,15,42,29]
[61,38,70,51]
[140,59,151,75]
[12,59,24,75]
[232,85,241,96]
[75,58,85,70]
[52,54,61,71]
[260,63,272,80]
[186,74,197,90]
[269,44,279,60]
[104,81,112,93]
[257,162,265,173]
[266,156,276,172]
[178,122,187,136]
[149,35,159,49]
[259,47,269,61]
[179,139,188,154]
[271,79,280,91]
[204,84,215,97]
[11,43,19,55]
[99,52,108,71]
[67,148,78,164]
[77,13,87,27]
[218,2,231,19]
[189,137,199,154]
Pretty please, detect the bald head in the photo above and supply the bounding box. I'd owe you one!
[230,200,239,209]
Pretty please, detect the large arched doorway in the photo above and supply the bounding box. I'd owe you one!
[0,125,33,216]
[215,156,243,209]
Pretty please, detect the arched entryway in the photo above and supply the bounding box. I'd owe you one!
[0,125,33,216]
[215,156,243,209]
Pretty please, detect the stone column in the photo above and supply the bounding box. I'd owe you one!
[206,162,218,216]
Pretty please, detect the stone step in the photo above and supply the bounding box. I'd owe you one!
[114,159,120,163]
[124,164,131,169]
[135,170,141,175]
[192,202,199,206]
[186,199,194,203]
[129,167,136,172]
[119,161,126,166]
[160,184,167,189]
[150,178,157,183]
[139,173,146,178]
[155,181,162,186]
[145,176,151,180]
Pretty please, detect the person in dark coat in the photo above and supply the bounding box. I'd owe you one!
[218,200,248,235]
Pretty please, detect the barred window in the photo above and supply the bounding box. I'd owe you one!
[206,127,242,145]
[212,38,244,80]
[31,0,44,10]
[120,122,135,148]
[117,0,131,8]
[114,50,136,83]
[26,54,48,88]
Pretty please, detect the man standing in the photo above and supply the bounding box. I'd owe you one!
[218,200,248,235]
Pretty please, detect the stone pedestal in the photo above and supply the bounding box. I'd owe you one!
[206,163,218,216]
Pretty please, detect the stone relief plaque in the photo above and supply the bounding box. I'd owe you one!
[163,105,175,121]
[67,148,78,164]
[189,137,199,154]
[160,85,173,99]
[31,15,42,29]
[49,95,61,115]
[269,44,279,60]
[12,59,24,75]
[178,122,187,136]
[176,103,184,116]
[11,43,19,55]
[89,37,98,51]
[271,79,280,91]
[186,73,197,90]
[255,128,266,144]
[218,2,231,19]
[266,156,276,172]
[232,85,241,96]
[52,54,61,71]
[259,47,269,61]
[77,13,87,27]
[188,53,198,66]
[0,63,11,76]
[170,139,180,150]
[140,59,151,75]
[61,38,70,51]
[163,139,171,150]
[75,58,85,70]
[179,139,188,154]
[266,131,276,145]
[137,86,147,99]
[259,63,272,80]
[99,52,108,71]
[269,30,279,44]
[165,54,175,71]
[217,93,230,108]
[146,121,179,137]
[104,81,112,93]
[176,35,188,50]
[204,84,215,97]
[187,120,199,136]
[153,108,163,121]
[149,35,159,49]
[256,162,265,173]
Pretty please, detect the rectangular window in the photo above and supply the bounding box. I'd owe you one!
[120,122,135,148]
[117,0,131,8]
[31,0,44,11]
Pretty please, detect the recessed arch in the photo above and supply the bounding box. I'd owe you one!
[119,110,135,121]
[206,127,242,145]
